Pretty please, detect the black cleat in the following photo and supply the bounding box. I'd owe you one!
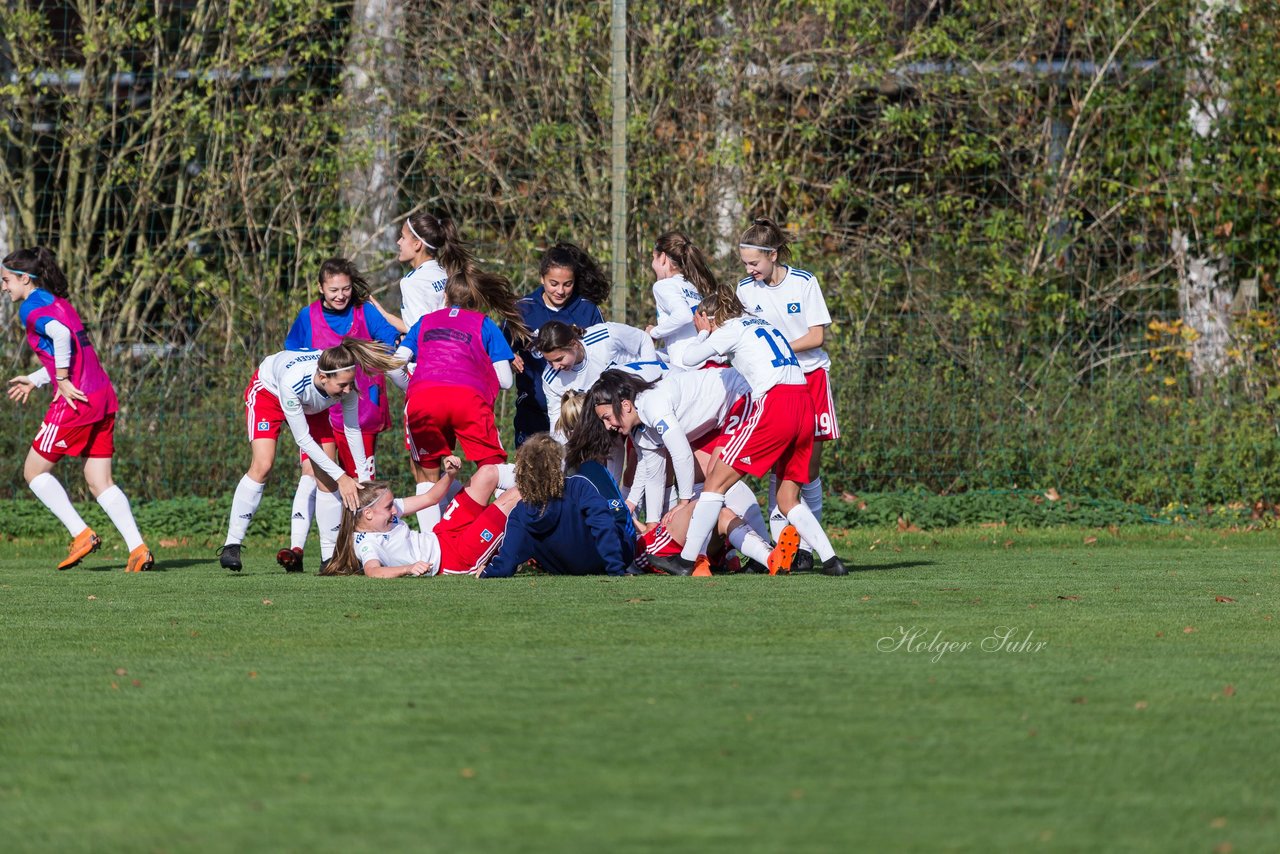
[821,555,849,576]
[741,557,770,574]
[648,554,695,576]
[319,557,332,574]
[277,546,305,573]
[217,543,242,571]
[791,549,815,573]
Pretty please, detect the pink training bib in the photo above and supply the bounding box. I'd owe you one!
[407,307,500,406]
[307,301,391,434]
[24,296,116,428]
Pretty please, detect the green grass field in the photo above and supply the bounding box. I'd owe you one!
[1,528,1277,853]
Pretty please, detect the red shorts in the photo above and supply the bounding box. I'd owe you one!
[691,395,750,455]
[435,490,509,574]
[32,414,116,461]
[405,384,506,467]
[244,373,333,443]
[718,383,813,482]
[806,368,841,441]
[299,431,380,478]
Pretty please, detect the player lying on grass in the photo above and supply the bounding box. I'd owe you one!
[324,457,519,577]
[636,483,786,576]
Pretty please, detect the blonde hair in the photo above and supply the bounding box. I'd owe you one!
[322,480,392,576]
[318,337,405,376]
[556,389,587,436]
[515,435,565,510]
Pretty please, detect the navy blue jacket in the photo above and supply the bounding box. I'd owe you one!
[481,473,632,578]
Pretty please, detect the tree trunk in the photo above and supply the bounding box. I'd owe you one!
[711,10,744,262]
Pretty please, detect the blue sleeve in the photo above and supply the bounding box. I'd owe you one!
[584,302,604,327]
[400,319,422,358]
[362,304,401,349]
[576,482,630,575]
[19,290,56,330]
[481,507,530,578]
[284,308,311,351]
[481,317,516,362]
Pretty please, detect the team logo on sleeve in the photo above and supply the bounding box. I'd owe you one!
[787,302,801,314]
[655,420,669,435]
[609,499,622,510]
[283,397,302,413]
[480,529,494,542]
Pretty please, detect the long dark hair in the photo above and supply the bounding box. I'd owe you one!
[532,320,585,356]
[2,247,69,297]
[539,241,611,307]
[739,217,792,265]
[564,403,617,471]
[317,257,371,307]
[588,369,660,424]
[405,211,472,277]
[654,231,717,299]
[444,267,531,345]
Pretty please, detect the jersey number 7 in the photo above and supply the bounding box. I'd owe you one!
[754,328,799,368]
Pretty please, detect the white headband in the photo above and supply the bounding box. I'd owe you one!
[319,364,356,375]
[406,219,437,252]
[739,243,776,253]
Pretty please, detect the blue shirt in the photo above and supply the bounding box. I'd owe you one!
[400,313,514,362]
[284,303,401,351]
[19,289,59,357]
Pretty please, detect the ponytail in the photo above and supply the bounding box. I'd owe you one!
[540,241,611,307]
[695,289,746,329]
[738,217,792,265]
[317,257,371,306]
[2,247,69,297]
[323,481,392,576]
[532,321,585,356]
[405,212,473,278]
[654,231,717,299]
[444,267,531,345]
[556,389,587,437]
[318,337,406,376]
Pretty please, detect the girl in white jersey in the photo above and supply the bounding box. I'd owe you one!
[218,339,405,571]
[737,217,838,570]
[535,320,662,443]
[396,211,473,328]
[670,291,848,576]
[646,232,717,369]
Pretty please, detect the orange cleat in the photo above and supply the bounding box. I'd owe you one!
[768,525,802,576]
[691,555,713,577]
[58,527,101,570]
[125,544,155,573]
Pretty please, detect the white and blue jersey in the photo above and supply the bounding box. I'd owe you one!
[400,260,450,328]
[541,322,659,442]
[737,265,832,373]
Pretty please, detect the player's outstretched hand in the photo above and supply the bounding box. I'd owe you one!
[7,376,34,404]
[337,474,360,510]
[440,455,462,476]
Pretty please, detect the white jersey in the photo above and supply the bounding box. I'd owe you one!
[678,316,804,396]
[352,500,442,575]
[543,322,660,442]
[255,350,366,482]
[737,265,831,372]
[400,259,449,328]
[627,368,751,513]
[649,275,703,369]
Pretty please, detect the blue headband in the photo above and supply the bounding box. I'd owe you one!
[1,264,37,279]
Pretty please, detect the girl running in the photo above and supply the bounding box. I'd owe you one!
[481,434,636,578]
[510,242,608,447]
[665,289,848,576]
[2,247,153,572]
[647,231,716,369]
[536,320,662,443]
[325,459,520,577]
[279,257,405,572]
[219,339,404,571]
[396,211,472,328]
[737,217,838,571]
[395,269,528,532]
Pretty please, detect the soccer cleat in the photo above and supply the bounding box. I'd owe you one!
[276,546,305,573]
[791,549,815,573]
[217,543,242,571]
[124,544,154,573]
[58,527,101,570]
[740,557,770,574]
[691,555,713,577]
[647,554,695,576]
[768,525,802,576]
[821,555,850,576]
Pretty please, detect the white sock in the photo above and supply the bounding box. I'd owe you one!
[680,491,724,562]
[290,475,317,550]
[415,481,440,533]
[494,463,516,495]
[727,523,771,566]
[225,475,265,545]
[786,503,835,562]
[29,472,88,536]
[96,485,144,551]
[724,481,768,540]
[316,489,343,561]
[801,478,824,522]
[767,474,787,543]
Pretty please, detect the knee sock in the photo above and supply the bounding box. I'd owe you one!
[724,481,768,540]
[415,482,440,533]
[680,491,725,562]
[726,523,771,566]
[767,474,788,544]
[96,485,144,551]
[494,463,516,497]
[801,478,824,522]
[225,475,265,545]
[315,489,343,561]
[785,503,835,562]
[29,472,88,536]
[290,474,317,550]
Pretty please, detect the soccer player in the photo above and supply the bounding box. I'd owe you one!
[396,212,473,328]
[737,217,838,572]
[325,458,519,577]
[509,242,608,447]
[646,231,716,369]
[667,289,848,576]
[278,257,405,572]
[219,339,404,571]
[2,247,153,572]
